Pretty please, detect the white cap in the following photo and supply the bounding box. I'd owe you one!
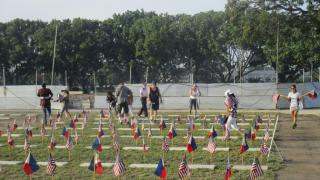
[224,89,233,97]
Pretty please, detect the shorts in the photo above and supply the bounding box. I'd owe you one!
[151,102,159,110]
[116,102,129,114]
[290,106,299,112]
[225,116,240,132]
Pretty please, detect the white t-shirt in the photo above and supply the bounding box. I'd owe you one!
[288,92,301,108]
[140,87,148,97]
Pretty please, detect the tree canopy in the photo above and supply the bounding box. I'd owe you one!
[1,1,319,91]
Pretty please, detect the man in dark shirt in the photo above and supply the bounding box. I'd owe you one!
[37,83,53,125]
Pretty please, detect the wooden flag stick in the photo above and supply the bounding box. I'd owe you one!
[149,137,152,146]
[191,152,194,163]
[29,174,32,180]
[42,135,44,144]
[68,150,71,161]
[8,145,11,158]
[92,164,96,180]
[242,154,244,164]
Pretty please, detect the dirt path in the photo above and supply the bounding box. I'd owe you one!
[276,114,320,180]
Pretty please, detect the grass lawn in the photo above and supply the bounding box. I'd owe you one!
[0,111,283,179]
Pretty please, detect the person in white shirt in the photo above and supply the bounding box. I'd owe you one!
[137,80,148,117]
[279,84,308,129]
[189,84,201,115]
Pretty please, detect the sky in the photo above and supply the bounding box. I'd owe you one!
[0,0,227,22]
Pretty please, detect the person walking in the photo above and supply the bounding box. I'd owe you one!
[189,84,201,115]
[37,83,53,126]
[115,82,133,119]
[55,89,71,120]
[137,80,148,117]
[223,89,243,140]
[148,81,162,122]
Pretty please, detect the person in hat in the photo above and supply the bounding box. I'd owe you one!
[115,82,133,118]
[148,81,162,121]
[37,83,53,126]
[223,89,243,140]
[55,89,71,120]
[137,80,148,117]
[189,84,201,115]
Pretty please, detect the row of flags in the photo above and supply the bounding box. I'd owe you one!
[21,151,263,179]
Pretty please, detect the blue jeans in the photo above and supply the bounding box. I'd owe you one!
[42,106,51,125]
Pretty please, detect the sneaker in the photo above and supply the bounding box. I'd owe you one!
[292,123,297,129]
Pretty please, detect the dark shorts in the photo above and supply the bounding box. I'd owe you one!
[116,102,129,114]
[151,102,159,110]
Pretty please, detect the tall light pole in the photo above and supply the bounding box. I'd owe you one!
[146,67,149,83]
[276,19,279,84]
[51,24,58,85]
[93,72,96,95]
[65,70,68,87]
[2,64,5,88]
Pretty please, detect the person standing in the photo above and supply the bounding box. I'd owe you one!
[189,84,201,115]
[148,81,162,121]
[115,82,133,118]
[278,84,309,129]
[37,83,53,126]
[138,80,148,117]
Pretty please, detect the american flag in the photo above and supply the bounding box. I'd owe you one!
[40,126,47,136]
[162,137,169,152]
[73,114,78,122]
[147,126,153,137]
[249,158,264,180]
[24,136,30,150]
[27,115,32,124]
[23,118,28,129]
[74,129,79,143]
[7,133,14,146]
[113,153,125,177]
[51,119,57,130]
[12,120,18,132]
[109,119,114,130]
[178,154,190,179]
[113,135,121,151]
[7,124,11,136]
[50,135,56,151]
[111,126,117,137]
[65,136,74,150]
[263,128,270,142]
[47,153,57,176]
[207,136,216,154]
[142,138,148,153]
[260,143,269,155]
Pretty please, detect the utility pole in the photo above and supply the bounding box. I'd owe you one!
[93,72,96,95]
[65,70,68,87]
[311,63,313,82]
[129,60,132,84]
[2,64,5,88]
[302,69,305,83]
[146,67,149,83]
[276,19,279,84]
[51,24,58,85]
